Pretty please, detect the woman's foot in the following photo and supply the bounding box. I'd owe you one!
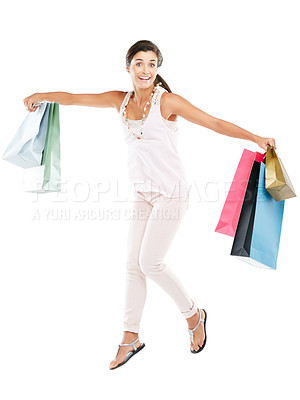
[186,308,206,352]
[109,331,141,370]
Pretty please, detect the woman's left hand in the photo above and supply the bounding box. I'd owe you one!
[255,136,277,151]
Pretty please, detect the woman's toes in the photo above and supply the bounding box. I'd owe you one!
[109,360,117,369]
[109,345,132,369]
[109,350,121,370]
[193,341,200,351]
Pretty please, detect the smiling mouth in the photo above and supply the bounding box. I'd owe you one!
[139,77,151,81]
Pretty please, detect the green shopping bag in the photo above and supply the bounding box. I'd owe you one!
[23,102,61,192]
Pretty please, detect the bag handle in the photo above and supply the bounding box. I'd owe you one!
[32,100,54,107]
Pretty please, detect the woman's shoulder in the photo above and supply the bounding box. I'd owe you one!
[159,88,179,122]
[115,90,132,113]
[160,89,186,109]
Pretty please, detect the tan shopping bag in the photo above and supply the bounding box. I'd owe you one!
[265,145,296,201]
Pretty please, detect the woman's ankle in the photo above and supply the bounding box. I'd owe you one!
[186,309,200,329]
[122,331,139,342]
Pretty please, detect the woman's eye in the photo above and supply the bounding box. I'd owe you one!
[136,63,155,67]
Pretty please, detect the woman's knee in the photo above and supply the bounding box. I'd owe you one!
[126,257,145,277]
[139,255,165,276]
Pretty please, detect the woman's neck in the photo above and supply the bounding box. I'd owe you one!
[131,84,155,107]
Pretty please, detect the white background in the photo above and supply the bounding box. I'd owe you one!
[0,0,299,398]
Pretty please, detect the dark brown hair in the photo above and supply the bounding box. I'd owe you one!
[125,40,172,93]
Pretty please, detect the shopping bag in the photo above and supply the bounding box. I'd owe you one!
[265,145,296,201]
[231,162,285,270]
[23,102,61,192]
[215,149,265,237]
[2,102,50,168]
[230,160,260,257]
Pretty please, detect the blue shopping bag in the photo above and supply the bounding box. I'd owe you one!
[2,102,50,168]
[231,162,285,270]
[250,162,285,269]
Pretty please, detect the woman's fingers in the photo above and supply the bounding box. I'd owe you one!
[257,136,277,151]
[23,95,39,112]
[266,138,276,149]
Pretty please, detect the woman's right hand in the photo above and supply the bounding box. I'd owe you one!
[23,93,42,112]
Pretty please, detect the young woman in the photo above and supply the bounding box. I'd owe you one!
[24,40,276,370]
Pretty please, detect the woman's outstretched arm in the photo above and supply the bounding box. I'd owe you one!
[23,91,124,112]
[162,92,276,151]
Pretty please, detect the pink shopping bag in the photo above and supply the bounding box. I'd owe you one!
[215,148,265,237]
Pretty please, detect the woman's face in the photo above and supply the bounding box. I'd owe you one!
[127,51,158,89]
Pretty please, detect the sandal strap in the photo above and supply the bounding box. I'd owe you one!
[188,309,204,344]
[119,337,139,351]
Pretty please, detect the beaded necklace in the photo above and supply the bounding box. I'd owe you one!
[122,82,162,139]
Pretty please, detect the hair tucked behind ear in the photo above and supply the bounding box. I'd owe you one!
[125,40,172,93]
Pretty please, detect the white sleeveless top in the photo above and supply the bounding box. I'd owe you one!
[119,85,190,198]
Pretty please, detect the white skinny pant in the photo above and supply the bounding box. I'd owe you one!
[123,190,198,333]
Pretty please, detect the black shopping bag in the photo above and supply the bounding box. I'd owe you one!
[230,160,261,257]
